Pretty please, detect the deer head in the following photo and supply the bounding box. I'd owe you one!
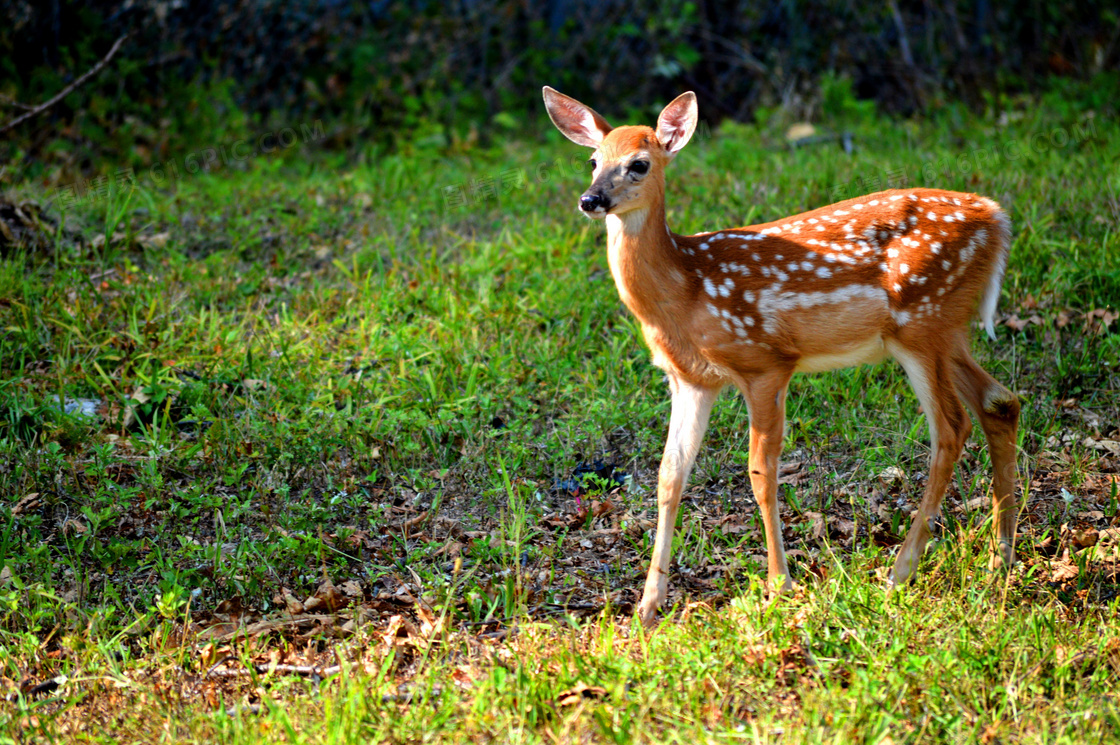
[543,86,698,219]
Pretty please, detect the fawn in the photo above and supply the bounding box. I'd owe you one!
[542,86,1021,626]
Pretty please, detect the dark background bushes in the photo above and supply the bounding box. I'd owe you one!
[0,0,1117,179]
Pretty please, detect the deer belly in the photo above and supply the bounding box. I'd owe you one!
[795,335,887,372]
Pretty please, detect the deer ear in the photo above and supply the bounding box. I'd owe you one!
[656,92,698,157]
[542,86,612,148]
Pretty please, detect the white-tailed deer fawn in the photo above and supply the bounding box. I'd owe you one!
[542,86,1021,626]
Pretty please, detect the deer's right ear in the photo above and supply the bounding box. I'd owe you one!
[542,86,612,148]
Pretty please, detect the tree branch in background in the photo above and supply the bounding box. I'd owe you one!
[0,33,129,135]
[0,93,35,111]
[886,0,915,68]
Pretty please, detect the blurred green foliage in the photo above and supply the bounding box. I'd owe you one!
[0,0,1117,182]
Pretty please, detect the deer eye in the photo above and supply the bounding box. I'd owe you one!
[588,158,597,171]
[630,160,650,175]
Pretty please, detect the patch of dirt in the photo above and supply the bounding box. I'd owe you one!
[9,401,1120,731]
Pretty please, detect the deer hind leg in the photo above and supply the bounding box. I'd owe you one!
[951,349,1020,570]
[888,342,972,586]
[637,376,720,627]
[741,369,794,594]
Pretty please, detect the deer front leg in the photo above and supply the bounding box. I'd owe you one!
[742,370,794,594]
[637,377,719,627]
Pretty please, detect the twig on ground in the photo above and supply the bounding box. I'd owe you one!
[457,601,604,629]
[206,663,343,679]
[382,686,444,704]
[226,703,264,716]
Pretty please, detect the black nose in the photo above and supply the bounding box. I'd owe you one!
[580,193,606,212]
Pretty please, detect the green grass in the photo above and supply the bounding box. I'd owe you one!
[0,94,1118,743]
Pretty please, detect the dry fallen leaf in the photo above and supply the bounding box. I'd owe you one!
[1086,308,1119,332]
[90,232,127,249]
[556,681,609,707]
[779,461,804,476]
[403,511,429,532]
[719,516,751,535]
[199,642,219,668]
[382,614,423,650]
[11,493,39,517]
[878,466,906,485]
[281,588,304,615]
[964,496,989,512]
[137,232,170,249]
[805,511,826,540]
[1072,528,1099,549]
[303,579,345,612]
[1003,314,1043,332]
[62,519,87,537]
[1098,528,1120,544]
[1083,437,1120,456]
[435,540,466,558]
[1051,561,1079,582]
[591,499,614,518]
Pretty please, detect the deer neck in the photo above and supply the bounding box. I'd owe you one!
[604,200,683,323]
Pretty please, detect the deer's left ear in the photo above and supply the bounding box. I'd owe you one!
[656,92,698,157]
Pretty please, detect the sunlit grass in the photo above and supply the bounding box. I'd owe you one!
[1,95,1118,742]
